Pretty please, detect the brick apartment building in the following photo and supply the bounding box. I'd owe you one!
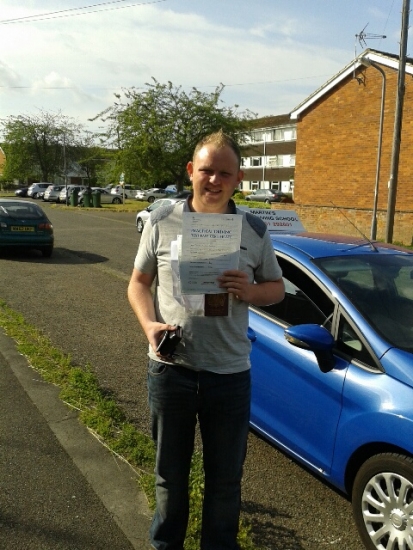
[287,48,413,244]
[239,114,296,194]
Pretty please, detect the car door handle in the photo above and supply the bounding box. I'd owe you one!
[247,327,257,342]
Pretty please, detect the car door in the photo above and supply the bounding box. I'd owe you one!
[249,257,350,474]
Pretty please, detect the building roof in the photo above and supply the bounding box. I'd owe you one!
[249,114,293,129]
[290,48,413,120]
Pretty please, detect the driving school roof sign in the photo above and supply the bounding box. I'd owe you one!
[240,208,305,233]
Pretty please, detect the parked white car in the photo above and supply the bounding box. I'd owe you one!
[135,188,167,203]
[110,184,135,198]
[58,185,87,203]
[78,188,123,205]
[136,198,184,233]
[27,183,53,199]
[43,185,64,202]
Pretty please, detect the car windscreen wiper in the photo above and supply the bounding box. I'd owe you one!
[0,206,19,219]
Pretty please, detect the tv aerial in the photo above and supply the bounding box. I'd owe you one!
[353,23,386,82]
[355,23,386,52]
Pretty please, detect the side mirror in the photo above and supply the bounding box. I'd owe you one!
[284,324,335,373]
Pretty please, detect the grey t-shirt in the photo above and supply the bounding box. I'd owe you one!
[134,199,282,373]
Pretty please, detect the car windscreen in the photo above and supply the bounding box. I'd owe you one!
[0,203,44,219]
[315,254,413,352]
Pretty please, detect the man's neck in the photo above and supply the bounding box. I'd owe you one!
[189,197,233,214]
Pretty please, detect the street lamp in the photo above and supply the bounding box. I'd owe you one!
[360,57,386,240]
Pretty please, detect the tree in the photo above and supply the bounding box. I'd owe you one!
[0,110,83,183]
[75,131,111,187]
[92,79,255,190]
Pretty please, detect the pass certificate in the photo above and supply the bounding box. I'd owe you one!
[179,212,242,295]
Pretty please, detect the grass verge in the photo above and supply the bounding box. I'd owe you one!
[0,299,260,550]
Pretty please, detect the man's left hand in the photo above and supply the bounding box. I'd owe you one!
[217,270,250,301]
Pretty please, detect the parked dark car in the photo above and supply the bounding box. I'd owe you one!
[245,189,291,203]
[249,230,413,550]
[14,187,29,197]
[0,199,54,257]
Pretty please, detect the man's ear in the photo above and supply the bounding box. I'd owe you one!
[187,161,194,179]
[237,169,244,184]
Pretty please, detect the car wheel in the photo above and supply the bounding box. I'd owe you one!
[136,218,144,233]
[41,246,53,258]
[112,197,122,204]
[148,196,156,203]
[352,453,413,550]
[264,199,270,204]
[32,192,38,199]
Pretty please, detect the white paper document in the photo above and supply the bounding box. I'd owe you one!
[179,213,242,294]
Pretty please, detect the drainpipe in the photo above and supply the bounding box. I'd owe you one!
[360,57,386,240]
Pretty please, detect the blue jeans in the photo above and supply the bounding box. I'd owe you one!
[147,360,251,550]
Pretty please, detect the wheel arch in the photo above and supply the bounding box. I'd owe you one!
[344,442,413,497]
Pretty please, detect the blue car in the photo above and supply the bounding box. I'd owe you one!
[249,231,413,550]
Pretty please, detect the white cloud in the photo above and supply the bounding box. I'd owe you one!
[0,0,404,130]
[0,60,23,89]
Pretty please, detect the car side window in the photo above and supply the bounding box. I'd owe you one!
[257,257,334,327]
[149,201,166,212]
[336,315,377,368]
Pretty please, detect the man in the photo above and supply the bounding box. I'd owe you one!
[128,130,284,550]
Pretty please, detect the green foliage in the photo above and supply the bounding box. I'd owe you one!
[75,131,111,186]
[0,110,84,183]
[237,199,272,209]
[112,423,156,468]
[232,191,246,200]
[93,79,256,190]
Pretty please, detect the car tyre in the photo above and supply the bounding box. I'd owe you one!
[352,453,413,550]
[264,199,270,204]
[147,196,155,203]
[41,246,53,258]
[136,218,144,233]
[112,197,122,204]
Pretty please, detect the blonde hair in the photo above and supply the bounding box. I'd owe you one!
[193,130,241,168]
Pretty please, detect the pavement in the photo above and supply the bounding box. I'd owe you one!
[0,329,152,550]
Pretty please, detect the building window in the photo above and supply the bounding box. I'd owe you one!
[249,130,272,143]
[267,156,279,167]
[251,157,262,167]
[271,126,297,142]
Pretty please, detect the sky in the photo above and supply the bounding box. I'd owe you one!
[0,0,407,133]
